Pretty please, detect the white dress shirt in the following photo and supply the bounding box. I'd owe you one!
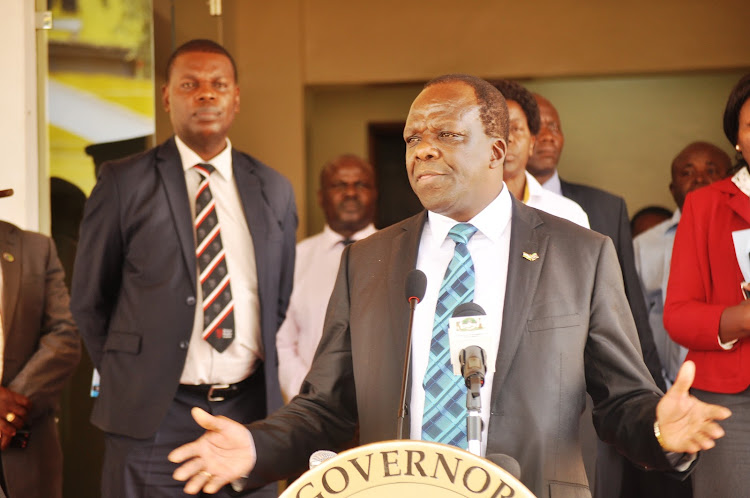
[175,136,261,385]
[409,186,512,456]
[541,169,563,195]
[276,223,377,400]
[526,172,589,228]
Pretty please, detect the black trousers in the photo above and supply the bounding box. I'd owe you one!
[101,370,275,498]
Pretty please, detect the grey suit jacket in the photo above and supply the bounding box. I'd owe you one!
[0,221,81,498]
[247,198,670,498]
[71,137,297,439]
[560,179,664,390]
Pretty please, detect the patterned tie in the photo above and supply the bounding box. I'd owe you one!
[422,223,478,449]
[194,164,234,352]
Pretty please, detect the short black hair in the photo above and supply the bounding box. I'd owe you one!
[165,39,238,82]
[630,205,673,234]
[425,74,509,141]
[492,80,540,135]
[723,73,750,170]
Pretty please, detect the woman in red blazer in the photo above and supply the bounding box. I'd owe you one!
[664,73,750,497]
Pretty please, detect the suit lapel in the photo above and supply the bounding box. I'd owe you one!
[156,138,197,285]
[491,199,548,403]
[386,211,427,438]
[0,223,20,337]
[231,151,268,286]
[721,181,750,227]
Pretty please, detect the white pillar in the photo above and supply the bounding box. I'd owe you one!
[0,0,42,232]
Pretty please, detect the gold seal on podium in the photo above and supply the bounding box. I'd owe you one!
[281,440,535,497]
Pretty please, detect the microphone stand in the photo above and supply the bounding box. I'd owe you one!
[397,295,418,439]
[466,376,482,456]
[460,345,486,456]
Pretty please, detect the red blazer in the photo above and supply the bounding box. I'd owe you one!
[664,177,750,393]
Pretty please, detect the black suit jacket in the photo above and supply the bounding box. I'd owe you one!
[247,199,672,498]
[0,221,81,498]
[560,179,664,390]
[71,137,297,438]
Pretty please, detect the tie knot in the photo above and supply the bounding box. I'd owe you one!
[341,238,355,246]
[448,223,477,245]
[194,163,215,178]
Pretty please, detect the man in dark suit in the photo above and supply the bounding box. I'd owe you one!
[71,39,296,497]
[527,94,663,388]
[527,93,679,498]
[168,75,729,498]
[0,210,81,498]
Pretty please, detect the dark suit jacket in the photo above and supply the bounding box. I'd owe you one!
[247,199,671,498]
[0,221,81,498]
[560,179,664,390]
[71,137,297,439]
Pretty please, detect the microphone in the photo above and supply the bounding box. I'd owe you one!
[452,302,487,456]
[453,303,488,387]
[485,453,522,481]
[309,450,338,470]
[397,269,427,439]
[0,189,14,198]
[460,345,487,387]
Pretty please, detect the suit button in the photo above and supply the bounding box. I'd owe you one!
[179,340,189,350]
[186,296,196,306]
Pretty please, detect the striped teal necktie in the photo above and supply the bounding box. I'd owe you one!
[422,222,478,448]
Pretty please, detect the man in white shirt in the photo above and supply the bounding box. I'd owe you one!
[71,39,296,498]
[493,80,589,228]
[277,155,377,400]
[634,142,730,388]
[169,75,730,498]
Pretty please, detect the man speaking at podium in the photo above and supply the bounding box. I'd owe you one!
[169,75,730,498]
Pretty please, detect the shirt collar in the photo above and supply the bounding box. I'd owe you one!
[322,223,377,249]
[427,185,512,245]
[665,208,681,234]
[175,135,233,181]
[524,171,543,202]
[542,170,562,195]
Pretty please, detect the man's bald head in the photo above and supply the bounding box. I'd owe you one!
[318,154,377,238]
[527,94,564,184]
[669,141,731,209]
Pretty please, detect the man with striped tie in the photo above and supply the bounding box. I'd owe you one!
[71,39,297,498]
[169,75,730,498]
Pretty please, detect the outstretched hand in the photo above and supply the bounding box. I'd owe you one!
[168,407,257,494]
[656,360,732,454]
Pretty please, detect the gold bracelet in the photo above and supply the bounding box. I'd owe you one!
[654,420,667,449]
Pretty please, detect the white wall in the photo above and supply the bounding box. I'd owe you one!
[0,0,41,232]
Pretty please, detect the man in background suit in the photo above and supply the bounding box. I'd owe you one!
[71,39,296,497]
[0,192,81,498]
[169,75,730,498]
[528,93,671,498]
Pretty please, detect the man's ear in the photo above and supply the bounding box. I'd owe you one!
[489,138,507,169]
[161,84,170,113]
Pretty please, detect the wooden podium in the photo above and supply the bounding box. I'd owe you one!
[280,440,535,497]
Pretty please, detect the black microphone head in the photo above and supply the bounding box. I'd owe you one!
[405,269,427,303]
[485,453,521,481]
[453,302,486,317]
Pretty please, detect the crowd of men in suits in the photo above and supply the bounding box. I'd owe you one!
[1,38,740,498]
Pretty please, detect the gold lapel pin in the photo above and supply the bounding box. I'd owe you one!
[2,252,14,262]
[522,251,539,261]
